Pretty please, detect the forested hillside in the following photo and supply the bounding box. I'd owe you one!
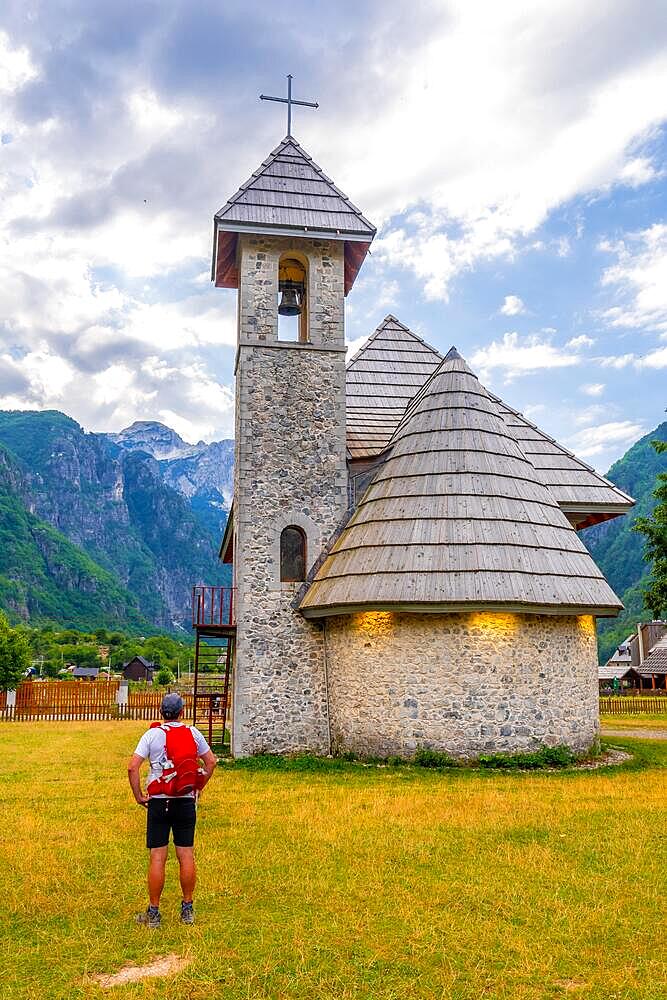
[0,444,150,631]
[0,411,229,632]
[582,421,667,661]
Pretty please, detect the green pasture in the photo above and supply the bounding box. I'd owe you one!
[1,723,665,1000]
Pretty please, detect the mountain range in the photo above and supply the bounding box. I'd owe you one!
[0,408,665,655]
[0,411,233,632]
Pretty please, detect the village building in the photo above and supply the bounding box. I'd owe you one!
[122,656,155,682]
[71,666,100,681]
[210,130,635,758]
[603,622,667,691]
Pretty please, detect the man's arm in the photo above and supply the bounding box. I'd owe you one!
[127,753,149,807]
[198,749,217,792]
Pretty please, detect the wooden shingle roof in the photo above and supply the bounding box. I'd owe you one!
[346,316,443,460]
[345,317,634,524]
[300,349,623,618]
[637,636,667,675]
[489,396,634,528]
[213,137,375,293]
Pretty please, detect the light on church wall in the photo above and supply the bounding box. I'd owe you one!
[577,615,596,637]
[467,611,519,634]
[352,611,395,638]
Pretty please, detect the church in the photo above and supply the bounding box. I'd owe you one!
[211,127,634,759]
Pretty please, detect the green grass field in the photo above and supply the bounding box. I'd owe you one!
[1,723,666,1000]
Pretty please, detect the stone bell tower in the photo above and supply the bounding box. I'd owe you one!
[212,135,376,755]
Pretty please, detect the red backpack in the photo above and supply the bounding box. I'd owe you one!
[146,722,207,797]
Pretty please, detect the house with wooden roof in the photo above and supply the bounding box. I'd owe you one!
[210,130,634,759]
[122,656,155,682]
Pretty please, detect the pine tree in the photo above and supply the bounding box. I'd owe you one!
[634,440,667,619]
[0,612,31,691]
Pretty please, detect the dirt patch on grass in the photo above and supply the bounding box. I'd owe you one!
[576,748,632,769]
[92,953,190,988]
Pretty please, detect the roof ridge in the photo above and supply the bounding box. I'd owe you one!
[346,315,443,370]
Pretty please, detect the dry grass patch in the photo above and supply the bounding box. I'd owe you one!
[0,722,665,1000]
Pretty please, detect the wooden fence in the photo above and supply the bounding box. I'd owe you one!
[2,682,665,723]
[599,696,667,715]
[0,681,194,722]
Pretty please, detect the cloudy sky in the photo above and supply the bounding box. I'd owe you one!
[1,0,666,471]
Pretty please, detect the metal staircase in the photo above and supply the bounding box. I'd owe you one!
[192,587,235,754]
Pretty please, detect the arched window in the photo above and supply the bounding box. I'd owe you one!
[280,525,307,582]
[277,254,308,343]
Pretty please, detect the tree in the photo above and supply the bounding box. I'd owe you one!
[634,440,667,619]
[155,666,175,687]
[0,612,31,691]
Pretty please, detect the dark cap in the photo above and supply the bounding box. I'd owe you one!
[161,693,184,719]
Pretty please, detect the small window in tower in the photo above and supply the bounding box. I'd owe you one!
[280,525,307,582]
[277,255,308,343]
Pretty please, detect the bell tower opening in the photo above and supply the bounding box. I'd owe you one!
[277,254,308,343]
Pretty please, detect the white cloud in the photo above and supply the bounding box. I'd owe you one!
[0,31,36,95]
[573,404,608,427]
[599,353,636,369]
[599,223,667,333]
[346,335,368,361]
[567,335,595,349]
[618,156,659,187]
[566,420,645,458]
[335,3,667,299]
[580,382,605,396]
[554,236,572,258]
[471,332,581,379]
[636,345,667,368]
[1,2,667,437]
[500,295,526,316]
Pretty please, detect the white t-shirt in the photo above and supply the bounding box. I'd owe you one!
[134,722,211,798]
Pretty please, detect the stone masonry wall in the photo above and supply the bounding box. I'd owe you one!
[232,235,348,755]
[324,611,600,757]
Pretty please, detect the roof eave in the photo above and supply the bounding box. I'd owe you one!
[299,600,623,619]
[215,219,375,242]
[219,502,234,563]
[560,501,635,530]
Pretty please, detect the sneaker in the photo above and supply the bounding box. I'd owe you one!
[136,907,161,929]
[180,901,195,925]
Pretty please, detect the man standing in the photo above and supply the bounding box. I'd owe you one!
[127,693,217,928]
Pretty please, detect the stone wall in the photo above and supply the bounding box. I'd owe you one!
[324,611,599,757]
[232,234,348,755]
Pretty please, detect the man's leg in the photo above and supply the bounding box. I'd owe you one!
[175,846,196,902]
[148,846,168,907]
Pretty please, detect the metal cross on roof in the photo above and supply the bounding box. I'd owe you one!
[259,74,318,138]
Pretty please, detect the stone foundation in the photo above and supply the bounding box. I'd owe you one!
[323,611,599,758]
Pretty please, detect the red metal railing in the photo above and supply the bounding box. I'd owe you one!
[192,586,236,628]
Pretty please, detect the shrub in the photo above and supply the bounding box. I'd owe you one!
[413,747,457,769]
[477,745,575,770]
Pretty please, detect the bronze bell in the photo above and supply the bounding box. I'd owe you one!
[278,282,303,316]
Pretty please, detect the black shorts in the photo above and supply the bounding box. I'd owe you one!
[146,797,196,849]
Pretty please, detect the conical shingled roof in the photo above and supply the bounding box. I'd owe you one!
[346,316,443,459]
[300,350,623,618]
[213,137,375,293]
[345,317,634,524]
